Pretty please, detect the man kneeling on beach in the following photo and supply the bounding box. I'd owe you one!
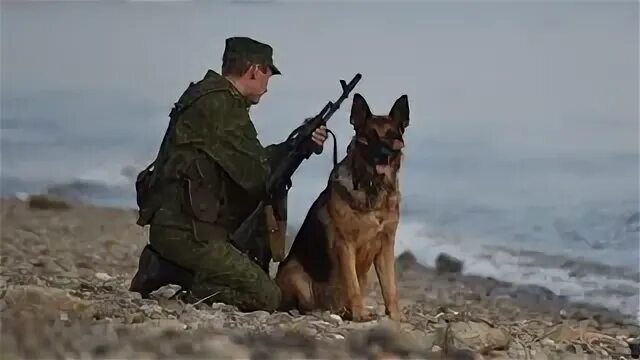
[128,37,327,312]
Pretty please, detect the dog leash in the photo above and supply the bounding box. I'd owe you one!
[326,128,338,169]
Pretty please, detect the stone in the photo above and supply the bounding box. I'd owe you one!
[3,285,94,320]
[27,194,71,210]
[296,327,317,338]
[435,253,464,275]
[201,334,251,358]
[348,322,432,357]
[329,313,343,324]
[396,251,420,273]
[396,251,417,265]
[95,272,113,281]
[150,284,182,299]
[542,324,579,343]
[541,338,555,347]
[437,321,510,354]
[488,284,557,303]
[242,310,270,322]
[628,337,640,358]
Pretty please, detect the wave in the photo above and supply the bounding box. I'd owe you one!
[395,219,640,320]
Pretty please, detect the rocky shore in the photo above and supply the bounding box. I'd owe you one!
[1,196,638,359]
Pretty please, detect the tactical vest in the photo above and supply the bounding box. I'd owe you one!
[135,73,233,227]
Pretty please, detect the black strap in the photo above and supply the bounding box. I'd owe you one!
[326,128,338,169]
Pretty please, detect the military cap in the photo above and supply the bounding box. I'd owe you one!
[223,36,281,75]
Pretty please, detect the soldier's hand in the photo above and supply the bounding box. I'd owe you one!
[311,125,328,147]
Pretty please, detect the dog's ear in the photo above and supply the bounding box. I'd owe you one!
[389,94,409,130]
[350,93,371,131]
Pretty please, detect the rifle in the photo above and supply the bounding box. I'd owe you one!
[229,73,363,270]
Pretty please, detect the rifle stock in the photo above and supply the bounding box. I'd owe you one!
[229,73,363,268]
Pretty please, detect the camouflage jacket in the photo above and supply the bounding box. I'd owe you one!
[141,69,290,259]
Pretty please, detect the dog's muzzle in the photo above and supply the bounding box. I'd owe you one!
[357,137,401,166]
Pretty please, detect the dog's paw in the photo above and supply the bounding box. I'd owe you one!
[346,308,377,322]
[384,304,405,322]
[352,312,377,322]
[386,310,405,322]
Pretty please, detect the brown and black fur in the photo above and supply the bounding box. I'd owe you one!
[275,93,410,322]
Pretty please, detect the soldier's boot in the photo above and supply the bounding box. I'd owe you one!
[128,244,195,298]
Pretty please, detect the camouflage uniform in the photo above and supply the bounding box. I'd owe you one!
[129,37,292,312]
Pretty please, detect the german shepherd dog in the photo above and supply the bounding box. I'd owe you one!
[275,93,409,322]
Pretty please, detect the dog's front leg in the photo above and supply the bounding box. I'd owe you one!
[336,242,373,322]
[374,234,403,321]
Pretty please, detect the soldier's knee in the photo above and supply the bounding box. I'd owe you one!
[260,282,282,312]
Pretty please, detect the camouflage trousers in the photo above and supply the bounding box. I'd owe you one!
[149,224,281,312]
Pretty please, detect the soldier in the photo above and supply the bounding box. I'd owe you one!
[128,36,328,312]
